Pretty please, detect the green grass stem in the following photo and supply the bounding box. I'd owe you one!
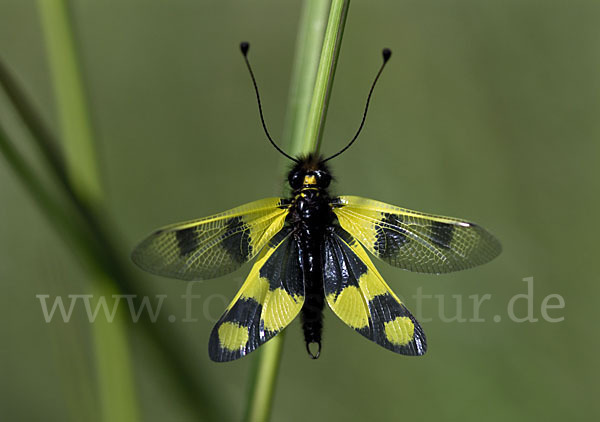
[284,0,331,157]
[302,0,349,155]
[243,1,349,421]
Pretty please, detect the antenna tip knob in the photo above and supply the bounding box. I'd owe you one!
[240,42,250,56]
[382,48,392,62]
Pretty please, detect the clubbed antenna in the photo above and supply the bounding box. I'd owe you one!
[240,42,298,163]
[322,48,392,163]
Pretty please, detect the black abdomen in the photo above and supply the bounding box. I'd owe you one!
[290,191,333,359]
[299,232,325,359]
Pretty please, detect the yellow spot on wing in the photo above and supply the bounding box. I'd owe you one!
[384,316,414,346]
[358,271,393,301]
[327,286,369,329]
[262,288,303,331]
[218,322,249,351]
[240,276,269,304]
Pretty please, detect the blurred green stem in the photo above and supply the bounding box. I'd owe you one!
[2,2,226,421]
[38,0,102,207]
[0,34,227,422]
[0,126,92,256]
[37,1,139,421]
[243,1,349,422]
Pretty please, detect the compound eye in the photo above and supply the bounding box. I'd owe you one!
[316,171,331,188]
[288,171,304,190]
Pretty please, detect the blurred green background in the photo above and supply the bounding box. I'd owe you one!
[1,1,598,421]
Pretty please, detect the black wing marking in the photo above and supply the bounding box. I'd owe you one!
[132,198,289,280]
[333,196,501,274]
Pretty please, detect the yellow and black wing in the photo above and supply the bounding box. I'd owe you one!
[131,198,288,280]
[333,196,501,274]
[209,227,304,362]
[323,226,426,355]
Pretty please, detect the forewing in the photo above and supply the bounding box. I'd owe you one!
[323,226,426,356]
[333,196,501,274]
[131,198,288,280]
[209,227,304,362]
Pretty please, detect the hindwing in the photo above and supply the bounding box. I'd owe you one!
[209,227,304,362]
[132,198,288,280]
[323,226,426,356]
[333,196,501,274]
